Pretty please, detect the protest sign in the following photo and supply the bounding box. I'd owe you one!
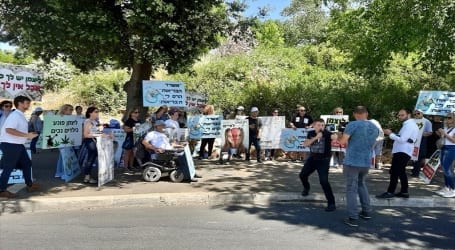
[142,80,186,107]
[415,90,455,116]
[411,118,426,161]
[41,114,84,149]
[0,63,44,101]
[187,115,223,139]
[103,128,126,167]
[0,149,32,184]
[260,116,285,149]
[186,91,208,109]
[220,119,249,155]
[97,136,115,187]
[56,147,81,182]
[182,145,196,179]
[320,115,349,132]
[419,150,441,184]
[280,128,311,152]
[134,122,152,143]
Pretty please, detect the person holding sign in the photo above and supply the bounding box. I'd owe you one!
[0,96,40,199]
[289,106,313,162]
[377,109,419,199]
[435,113,455,198]
[199,105,216,160]
[122,108,142,171]
[28,107,43,154]
[411,109,433,177]
[299,118,338,212]
[246,107,262,163]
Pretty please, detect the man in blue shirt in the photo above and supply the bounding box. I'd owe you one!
[339,106,379,227]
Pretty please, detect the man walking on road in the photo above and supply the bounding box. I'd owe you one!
[377,109,419,199]
[339,106,379,227]
[0,96,40,199]
[299,119,338,212]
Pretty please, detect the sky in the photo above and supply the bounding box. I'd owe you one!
[0,1,291,51]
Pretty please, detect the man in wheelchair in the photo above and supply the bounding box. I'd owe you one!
[142,120,199,182]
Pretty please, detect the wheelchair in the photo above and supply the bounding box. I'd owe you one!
[134,136,185,183]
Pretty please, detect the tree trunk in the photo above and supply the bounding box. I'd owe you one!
[124,62,152,120]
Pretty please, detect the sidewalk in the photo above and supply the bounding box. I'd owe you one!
[1,150,453,214]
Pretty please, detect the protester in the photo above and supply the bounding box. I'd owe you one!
[122,107,142,171]
[165,109,180,140]
[411,109,433,177]
[369,118,385,169]
[377,109,419,199]
[435,113,455,198]
[75,105,83,117]
[150,105,169,123]
[0,96,40,199]
[142,120,199,182]
[54,104,75,178]
[265,109,279,161]
[330,107,346,168]
[339,106,379,227]
[246,107,262,163]
[300,118,338,212]
[80,107,106,184]
[59,104,74,115]
[28,107,44,154]
[199,105,216,160]
[236,106,245,117]
[0,100,13,130]
[427,115,444,157]
[289,105,313,162]
[178,109,187,128]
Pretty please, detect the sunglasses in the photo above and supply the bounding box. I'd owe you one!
[335,111,343,114]
[299,110,306,112]
[414,112,421,115]
[132,111,139,114]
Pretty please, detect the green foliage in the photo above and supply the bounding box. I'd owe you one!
[254,20,284,48]
[69,69,129,114]
[35,58,78,91]
[0,49,34,64]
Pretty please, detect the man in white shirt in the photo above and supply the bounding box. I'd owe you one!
[0,96,40,199]
[377,109,419,199]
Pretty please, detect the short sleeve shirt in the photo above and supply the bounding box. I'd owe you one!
[145,131,173,150]
[0,109,28,144]
[291,114,313,128]
[124,118,141,139]
[343,120,379,167]
[247,116,262,137]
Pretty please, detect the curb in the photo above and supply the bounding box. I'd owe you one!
[2,192,455,213]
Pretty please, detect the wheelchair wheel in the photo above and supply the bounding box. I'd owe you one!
[143,166,162,182]
[169,170,184,183]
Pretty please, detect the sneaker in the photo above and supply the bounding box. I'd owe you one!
[436,187,450,195]
[83,176,97,184]
[395,192,410,198]
[257,159,263,163]
[343,218,359,227]
[325,204,336,212]
[441,189,455,198]
[376,192,395,199]
[301,189,309,196]
[26,183,41,192]
[0,190,16,199]
[359,211,372,220]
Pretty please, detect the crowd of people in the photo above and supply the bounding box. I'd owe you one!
[1,98,455,228]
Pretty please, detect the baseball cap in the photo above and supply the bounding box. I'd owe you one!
[34,107,43,113]
[154,120,166,127]
[251,107,259,112]
[237,106,244,111]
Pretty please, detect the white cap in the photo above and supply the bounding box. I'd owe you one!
[34,107,43,112]
[251,107,259,112]
[237,106,244,111]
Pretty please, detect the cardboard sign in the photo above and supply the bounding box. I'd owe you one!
[415,90,455,116]
[220,119,249,155]
[320,115,349,132]
[280,128,312,152]
[56,147,81,182]
[103,128,126,167]
[260,116,285,149]
[97,136,115,187]
[41,114,84,149]
[187,115,223,139]
[0,63,44,101]
[186,91,207,109]
[142,80,186,107]
[420,150,441,184]
[411,118,427,161]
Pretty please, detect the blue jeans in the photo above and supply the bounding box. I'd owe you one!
[82,138,98,175]
[0,143,33,191]
[440,145,455,189]
[246,137,261,161]
[343,165,371,219]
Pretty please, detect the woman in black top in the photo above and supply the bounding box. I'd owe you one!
[122,108,142,170]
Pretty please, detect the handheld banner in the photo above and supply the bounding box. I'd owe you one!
[419,150,441,184]
[220,119,249,155]
[56,147,81,182]
[142,80,186,107]
[260,116,285,149]
[97,136,115,187]
[0,63,43,101]
[415,90,455,116]
[280,128,312,152]
[187,115,223,139]
[41,114,84,149]
[134,122,152,143]
[320,115,349,132]
[411,118,426,161]
[186,91,208,109]
[103,128,126,167]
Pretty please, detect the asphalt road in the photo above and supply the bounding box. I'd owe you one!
[1,204,454,250]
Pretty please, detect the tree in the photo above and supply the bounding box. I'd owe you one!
[254,20,284,48]
[328,0,455,75]
[0,0,233,116]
